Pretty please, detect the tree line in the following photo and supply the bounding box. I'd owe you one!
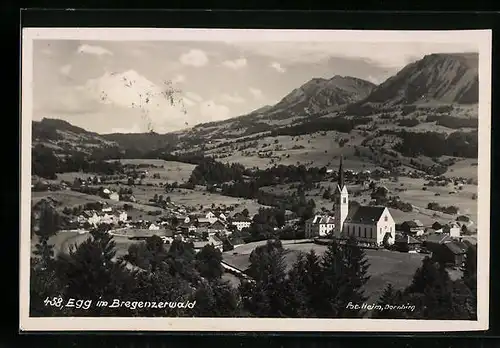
[383,130,478,159]
[31,205,477,320]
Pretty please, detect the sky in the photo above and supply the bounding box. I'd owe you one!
[31,39,478,134]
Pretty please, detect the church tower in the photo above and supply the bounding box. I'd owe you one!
[334,155,349,237]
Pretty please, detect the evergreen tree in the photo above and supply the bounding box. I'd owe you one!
[240,240,288,317]
[284,250,323,317]
[405,256,470,319]
[53,225,135,316]
[372,283,403,319]
[195,244,224,280]
[192,279,241,317]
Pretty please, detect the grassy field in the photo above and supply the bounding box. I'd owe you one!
[166,188,269,216]
[115,159,196,184]
[223,241,425,303]
[259,175,477,227]
[442,158,478,180]
[207,130,380,171]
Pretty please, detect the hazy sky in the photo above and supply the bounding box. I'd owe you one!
[32,39,478,134]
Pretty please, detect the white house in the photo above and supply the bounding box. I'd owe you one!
[205,212,218,224]
[305,215,335,238]
[342,206,396,246]
[88,213,101,226]
[149,223,160,230]
[231,216,252,231]
[109,192,120,201]
[118,211,128,223]
[219,213,227,221]
[444,221,461,238]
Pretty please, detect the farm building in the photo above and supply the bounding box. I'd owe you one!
[305,215,335,238]
[443,221,461,238]
[231,215,252,231]
[400,220,425,236]
[193,235,224,252]
[394,233,422,252]
[431,241,469,267]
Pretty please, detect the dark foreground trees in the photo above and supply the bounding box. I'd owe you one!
[30,223,477,319]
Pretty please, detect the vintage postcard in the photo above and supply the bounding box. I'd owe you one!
[20,28,491,332]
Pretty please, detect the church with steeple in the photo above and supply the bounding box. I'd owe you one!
[306,155,396,246]
[333,155,349,237]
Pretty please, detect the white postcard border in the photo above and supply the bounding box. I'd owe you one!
[20,28,491,332]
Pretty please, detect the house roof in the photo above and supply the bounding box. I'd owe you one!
[232,216,251,222]
[345,206,386,224]
[443,241,468,255]
[395,234,422,244]
[424,233,452,244]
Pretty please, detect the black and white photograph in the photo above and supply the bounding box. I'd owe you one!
[20,28,491,332]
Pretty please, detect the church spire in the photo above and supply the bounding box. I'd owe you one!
[338,155,345,189]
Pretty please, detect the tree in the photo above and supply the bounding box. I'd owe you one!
[372,283,406,319]
[284,250,323,317]
[404,257,471,319]
[192,279,241,317]
[37,203,61,239]
[53,226,136,316]
[195,244,224,280]
[240,240,289,317]
[241,208,249,217]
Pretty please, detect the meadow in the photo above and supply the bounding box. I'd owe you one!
[223,241,425,304]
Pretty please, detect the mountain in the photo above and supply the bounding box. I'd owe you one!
[267,75,376,115]
[361,53,478,106]
[32,118,119,155]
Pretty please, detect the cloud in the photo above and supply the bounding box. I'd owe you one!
[172,74,186,84]
[179,49,209,67]
[229,41,478,69]
[249,87,264,100]
[59,64,72,76]
[185,91,203,102]
[81,70,188,131]
[199,100,230,121]
[77,44,113,56]
[220,93,245,104]
[222,58,247,70]
[182,97,196,107]
[270,62,286,73]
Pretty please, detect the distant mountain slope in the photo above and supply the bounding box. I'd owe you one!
[32,118,119,155]
[268,75,376,115]
[362,53,478,106]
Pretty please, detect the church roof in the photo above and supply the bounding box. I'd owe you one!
[345,206,386,224]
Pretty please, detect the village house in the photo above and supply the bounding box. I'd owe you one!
[208,220,227,235]
[431,221,444,233]
[193,235,224,253]
[400,220,425,236]
[431,241,469,267]
[231,215,252,231]
[149,223,160,230]
[205,211,218,224]
[443,221,461,238]
[305,215,335,238]
[394,233,422,252]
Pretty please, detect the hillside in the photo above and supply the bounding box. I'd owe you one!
[268,75,376,115]
[32,118,119,155]
[361,53,478,106]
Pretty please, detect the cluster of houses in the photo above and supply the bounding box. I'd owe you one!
[66,201,255,253]
[304,156,474,268]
